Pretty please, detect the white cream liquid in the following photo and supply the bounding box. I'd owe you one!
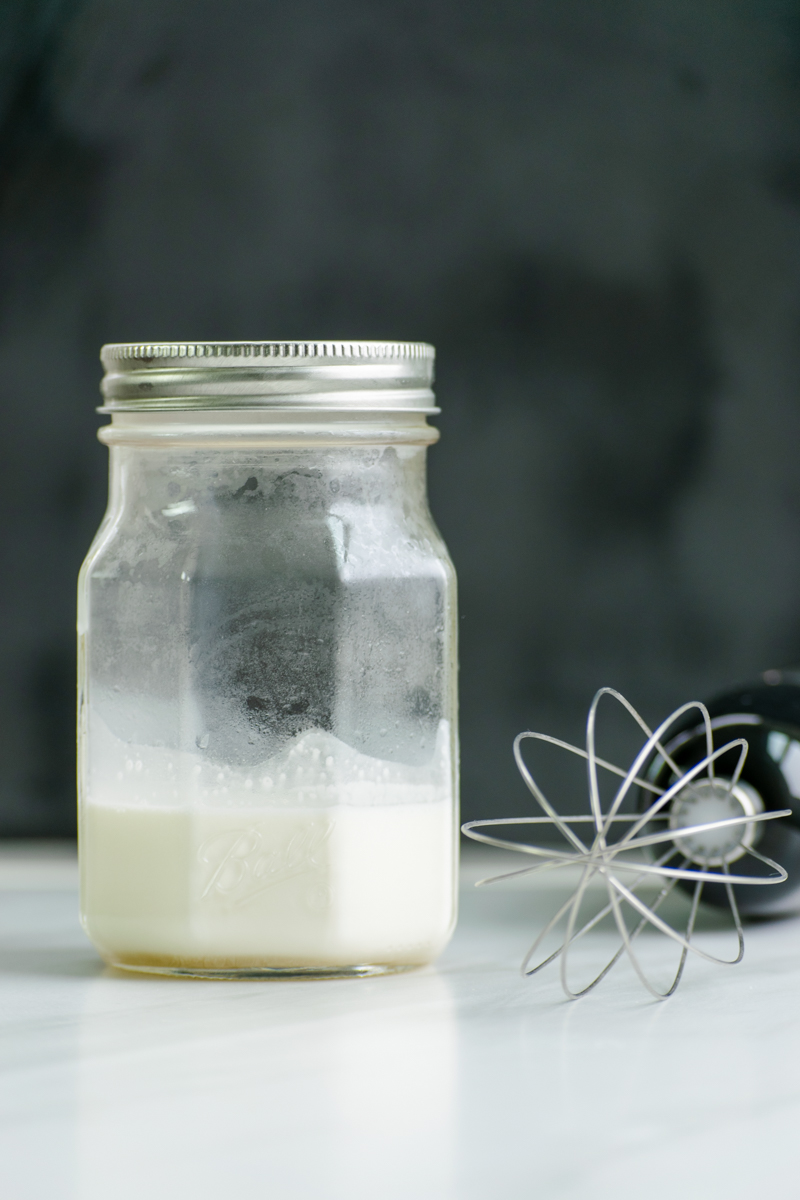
[81,721,456,971]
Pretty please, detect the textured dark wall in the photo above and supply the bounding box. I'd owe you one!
[2,0,800,834]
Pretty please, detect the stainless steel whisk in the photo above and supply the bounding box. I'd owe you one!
[462,688,790,999]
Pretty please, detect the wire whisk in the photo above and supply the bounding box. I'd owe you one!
[462,688,790,999]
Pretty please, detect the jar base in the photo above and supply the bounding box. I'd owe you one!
[105,958,420,981]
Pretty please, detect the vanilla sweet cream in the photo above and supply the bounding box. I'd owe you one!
[80,719,456,972]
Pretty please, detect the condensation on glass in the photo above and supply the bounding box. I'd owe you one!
[78,342,458,977]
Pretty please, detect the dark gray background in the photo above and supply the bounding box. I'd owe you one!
[2,0,800,835]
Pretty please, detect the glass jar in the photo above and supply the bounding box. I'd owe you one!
[78,341,458,976]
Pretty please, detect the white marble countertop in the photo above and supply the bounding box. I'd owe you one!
[1,840,799,1200]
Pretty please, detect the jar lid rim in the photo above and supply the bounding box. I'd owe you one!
[101,341,434,363]
[100,341,437,412]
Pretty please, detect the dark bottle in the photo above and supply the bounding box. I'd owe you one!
[640,669,800,915]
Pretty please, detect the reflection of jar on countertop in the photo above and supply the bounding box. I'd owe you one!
[78,341,458,976]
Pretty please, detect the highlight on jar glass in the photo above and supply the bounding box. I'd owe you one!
[77,341,458,977]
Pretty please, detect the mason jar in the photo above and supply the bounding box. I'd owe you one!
[78,341,458,976]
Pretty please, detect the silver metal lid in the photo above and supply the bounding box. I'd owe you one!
[99,341,436,412]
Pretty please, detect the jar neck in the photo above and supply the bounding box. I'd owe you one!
[98,409,440,449]
[103,438,433,521]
